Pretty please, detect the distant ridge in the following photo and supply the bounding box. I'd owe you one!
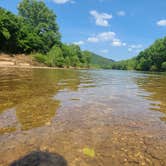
[87,51,114,69]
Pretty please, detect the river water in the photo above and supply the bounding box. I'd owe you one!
[0,68,166,165]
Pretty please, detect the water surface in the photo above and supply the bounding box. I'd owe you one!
[0,68,166,165]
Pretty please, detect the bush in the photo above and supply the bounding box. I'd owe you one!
[161,62,166,71]
[46,45,65,67]
[33,53,47,64]
[150,65,158,71]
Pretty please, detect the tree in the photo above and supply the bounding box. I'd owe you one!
[18,0,61,53]
[161,62,166,71]
[64,56,70,68]
[0,8,20,53]
[70,55,80,67]
[111,36,166,72]
[47,45,64,67]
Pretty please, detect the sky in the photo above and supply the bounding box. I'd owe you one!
[0,0,166,61]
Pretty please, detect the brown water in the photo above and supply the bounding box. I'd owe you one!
[0,68,166,166]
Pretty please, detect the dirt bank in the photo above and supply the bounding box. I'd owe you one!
[0,54,46,68]
[0,54,87,70]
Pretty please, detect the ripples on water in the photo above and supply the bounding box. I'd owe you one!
[0,68,166,165]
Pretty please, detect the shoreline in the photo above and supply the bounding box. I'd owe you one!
[0,54,89,70]
[0,65,88,70]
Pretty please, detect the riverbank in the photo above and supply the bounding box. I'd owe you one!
[0,54,88,70]
[0,54,44,67]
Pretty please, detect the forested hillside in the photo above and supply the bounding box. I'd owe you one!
[88,51,113,68]
[0,0,111,68]
[111,36,166,71]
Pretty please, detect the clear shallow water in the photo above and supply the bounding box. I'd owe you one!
[0,68,166,165]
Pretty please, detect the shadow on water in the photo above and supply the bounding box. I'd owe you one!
[0,68,83,133]
[10,151,68,166]
[135,72,166,121]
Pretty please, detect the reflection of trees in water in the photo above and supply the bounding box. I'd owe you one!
[136,73,166,121]
[0,68,82,132]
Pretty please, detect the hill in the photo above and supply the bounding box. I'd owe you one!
[85,51,114,69]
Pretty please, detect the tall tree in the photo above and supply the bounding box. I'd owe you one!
[18,0,61,53]
[0,8,20,53]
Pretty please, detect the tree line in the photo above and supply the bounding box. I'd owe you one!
[1,0,165,71]
[110,36,166,72]
[0,0,91,68]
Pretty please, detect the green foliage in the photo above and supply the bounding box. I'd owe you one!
[0,1,113,69]
[150,65,158,71]
[111,36,166,72]
[32,44,93,68]
[161,62,166,71]
[86,51,113,68]
[0,0,60,54]
[60,44,92,68]
[64,56,70,68]
[18,0,61,53]
[33,53,47,63]
[46,45,64,67]
[0,8,20,53]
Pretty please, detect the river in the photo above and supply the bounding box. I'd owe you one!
[0,68,166,165]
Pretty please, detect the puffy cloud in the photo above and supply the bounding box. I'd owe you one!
[157,19,166,26]
[87,37,99,43]
[73,41,84,45]
[128,44,143,53]
[90,10,112,27]
[52,0,73,4]
[117,11,126,16]
[111,39,126,47]
[87,31,116,43]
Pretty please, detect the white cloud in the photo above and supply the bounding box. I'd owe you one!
[87,31,116,43]
[52,0,73,4]
[128,44,143,52]
[90,10,112,27]
[111,39,122,47]
[101,49,109,54]
[122,43,127,46]
[111,39,126,47]
[157,19,166,26]
[129,44,143,49]
[73,41,84,45]
[117,11,126,16]
[87,37,99,43]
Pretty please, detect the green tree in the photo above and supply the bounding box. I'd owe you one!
[70,55,80,67]
[47,46,64,67]
[18,0,61,53]
[161,62,166,71]
[0,8,20,53]
[64,56,71,68]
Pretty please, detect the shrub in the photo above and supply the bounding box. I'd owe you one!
[33,53,47,64]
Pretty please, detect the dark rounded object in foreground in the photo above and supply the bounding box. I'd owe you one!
[10,151,67,166]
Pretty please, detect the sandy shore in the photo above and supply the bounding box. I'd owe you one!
[0,54,81,70]
[0,54,89,70]
[0,53,42,67]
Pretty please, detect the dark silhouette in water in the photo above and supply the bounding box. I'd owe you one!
[10,151,68,166]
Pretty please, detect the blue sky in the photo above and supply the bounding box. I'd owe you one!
[0,0,166,60]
